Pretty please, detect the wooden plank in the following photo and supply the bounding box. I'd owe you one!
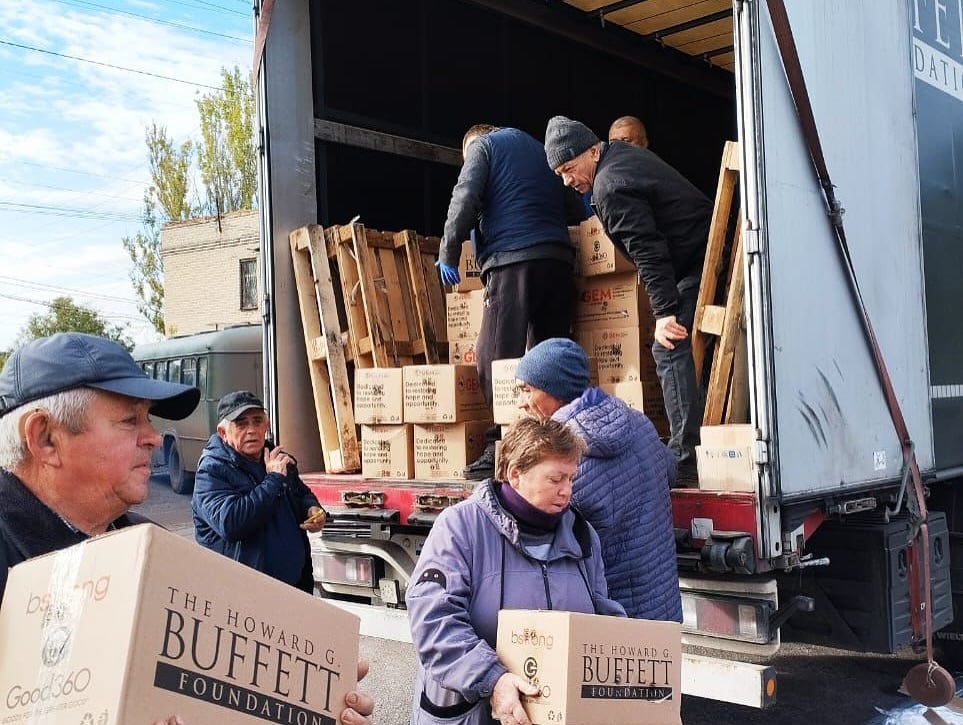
[331,225,372,369]
[313,119,462,167]
[693,140,740,380]
[399,230,443,364]
[351,224,396,367]
[698,305,726,336]
[703,229,745,426]
[289,226,360,473]
[724,325,750,424]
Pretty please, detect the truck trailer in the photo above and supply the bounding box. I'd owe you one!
[252,0,963,707]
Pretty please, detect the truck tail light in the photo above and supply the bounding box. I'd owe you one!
[681,592,773,645]
[316,553,375,587]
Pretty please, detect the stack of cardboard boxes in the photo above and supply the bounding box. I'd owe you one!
[447,241,484,365]
[571,216,669,434]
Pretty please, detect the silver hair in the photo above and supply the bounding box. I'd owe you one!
[0,388,95,471]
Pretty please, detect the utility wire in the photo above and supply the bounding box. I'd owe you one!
[0,39,225,91]
[0,200,142,222]
[7,160,150,186]
[0,275,140,304]
[0,177,143,203]
[52,0,251,42]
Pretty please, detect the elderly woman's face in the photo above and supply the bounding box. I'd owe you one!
[508,455,578,514]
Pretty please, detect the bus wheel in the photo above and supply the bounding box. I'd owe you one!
[168,441,195,495]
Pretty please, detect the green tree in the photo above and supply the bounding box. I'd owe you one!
[0,350,9,370]
[196,66,257,214]
[18,297,133,351]
[122,194,166,335]
[123,67,256,334]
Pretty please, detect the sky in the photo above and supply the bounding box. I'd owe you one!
[0,0,253,351]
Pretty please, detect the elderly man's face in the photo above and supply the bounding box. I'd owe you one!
[554,147,599,194]
[58,391,161,511]
[516,379,564,420]
[219,408,269,461]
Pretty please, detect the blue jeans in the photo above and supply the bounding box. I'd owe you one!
[652,273,705,471]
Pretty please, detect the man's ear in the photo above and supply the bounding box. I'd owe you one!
[216,423,228,441]
[21,410,63,468]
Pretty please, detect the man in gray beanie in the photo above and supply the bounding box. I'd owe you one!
[515,338,682,622]
[544,115,712,483]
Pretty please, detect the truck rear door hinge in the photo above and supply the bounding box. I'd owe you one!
[744,228,761,255]
[752,440,770,465]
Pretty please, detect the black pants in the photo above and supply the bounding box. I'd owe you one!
[475,258,576,442]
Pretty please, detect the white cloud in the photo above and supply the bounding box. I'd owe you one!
[0,0,252,350]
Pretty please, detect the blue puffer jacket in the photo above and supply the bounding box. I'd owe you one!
[556,387,683,622]
[192,434,320,591]
[406,478,624,725]
[439,127,572,273]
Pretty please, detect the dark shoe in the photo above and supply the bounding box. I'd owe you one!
[463,444,496,481]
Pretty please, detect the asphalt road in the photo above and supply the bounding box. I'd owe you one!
[134,476,963,725]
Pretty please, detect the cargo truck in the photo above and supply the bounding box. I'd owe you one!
[252,0,963,707]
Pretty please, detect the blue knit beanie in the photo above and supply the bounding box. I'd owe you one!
[516,338,589,403]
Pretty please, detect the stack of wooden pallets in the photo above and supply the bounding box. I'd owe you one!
[289,223,448,473]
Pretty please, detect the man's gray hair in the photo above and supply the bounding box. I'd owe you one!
[0,388,95,470]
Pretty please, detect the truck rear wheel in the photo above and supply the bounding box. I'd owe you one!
[166,439,195,495]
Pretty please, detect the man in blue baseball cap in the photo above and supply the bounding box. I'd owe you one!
[0,334,375,725]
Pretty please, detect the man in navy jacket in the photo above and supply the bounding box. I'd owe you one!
[437,125,579,479]
[192,391,325,592]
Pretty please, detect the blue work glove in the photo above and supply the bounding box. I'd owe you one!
[435,260,461,286]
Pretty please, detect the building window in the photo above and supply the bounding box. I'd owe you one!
[240,258,258,310]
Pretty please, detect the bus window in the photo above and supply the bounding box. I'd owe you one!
[169,358,182,385]
[197,356,209,397]
[142,361,154,378]
[182,357,197,388]
[154,361,168,381]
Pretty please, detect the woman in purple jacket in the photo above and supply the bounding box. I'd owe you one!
[406,418,624,725]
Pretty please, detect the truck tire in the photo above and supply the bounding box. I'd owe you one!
[167,439,195,495]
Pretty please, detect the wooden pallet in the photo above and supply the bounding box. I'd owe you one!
[290,225,361,473]
[325,223,447,368]
[693,141,749,426]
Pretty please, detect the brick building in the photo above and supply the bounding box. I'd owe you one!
[161,210,261,336]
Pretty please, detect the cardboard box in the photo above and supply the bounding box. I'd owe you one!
[492,358,523,425]
[696,424,757,492]
[577,215,636,277]
[497,609,681,725]
[362,424,414,479]
[446,290,485,340]
[575,327,653,384]
[354,367,404,424]
[449,338,478,366]
[414,420,490,480]
[454,239,483,292]
[0,524,359,725]
[404,364,488,423]
[575,273,654,331]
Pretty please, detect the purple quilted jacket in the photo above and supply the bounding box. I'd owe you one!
[556,387,683,622]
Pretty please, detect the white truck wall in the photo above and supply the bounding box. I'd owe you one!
[745,0,932,499]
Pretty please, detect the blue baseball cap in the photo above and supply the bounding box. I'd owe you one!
[0,333,200,420]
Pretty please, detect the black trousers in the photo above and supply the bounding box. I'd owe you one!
[475,258,576,443]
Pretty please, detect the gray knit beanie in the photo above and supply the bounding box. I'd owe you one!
[544,116,600,171]
[516,338,590,404]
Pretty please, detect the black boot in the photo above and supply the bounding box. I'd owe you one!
[463,443,496,481]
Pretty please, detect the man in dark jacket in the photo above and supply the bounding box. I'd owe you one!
[192,391,325,592]
[436,124,579,480]
[544,116,713,482]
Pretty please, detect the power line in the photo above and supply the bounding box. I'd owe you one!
[0,39,225,91]
[6,160,149,186]
[0,275,139,304]
[195,0,250,18]
[0,200,142,222]
[52,0,251,42]
[0,177,143,203]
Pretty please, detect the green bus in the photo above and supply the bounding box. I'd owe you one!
[133,324,263,494]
